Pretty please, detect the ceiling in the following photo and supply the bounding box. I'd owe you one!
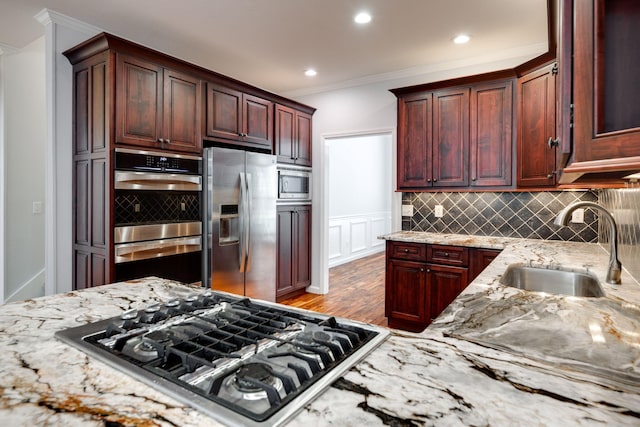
[0,0,548,95]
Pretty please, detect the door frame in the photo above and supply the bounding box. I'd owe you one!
[309,127,399,295]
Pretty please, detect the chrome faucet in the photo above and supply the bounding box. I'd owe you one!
[554,201,622,284]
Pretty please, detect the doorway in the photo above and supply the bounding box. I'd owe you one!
[313,129,399,295]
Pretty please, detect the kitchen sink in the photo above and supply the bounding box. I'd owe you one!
[500,264,604,298]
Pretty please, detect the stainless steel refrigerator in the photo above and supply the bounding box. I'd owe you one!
[202,147,277,301]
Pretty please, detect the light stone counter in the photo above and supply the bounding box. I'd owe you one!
[1,233,640,426]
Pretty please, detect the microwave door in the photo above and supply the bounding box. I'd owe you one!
[206,147,245,296]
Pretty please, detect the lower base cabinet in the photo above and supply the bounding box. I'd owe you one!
[276,204,311,301]
[385,241,498,332]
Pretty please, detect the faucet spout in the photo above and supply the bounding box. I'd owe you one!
[554,201,622,284]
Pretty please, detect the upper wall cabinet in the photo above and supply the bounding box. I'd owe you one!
[559,0,640,182]
[393,75,514,191]
[275,104,312,166]
[205,82,273,150]
[116,54,202,153]
[517,63,558,187]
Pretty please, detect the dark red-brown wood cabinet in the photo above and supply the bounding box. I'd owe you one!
[275,104,312,166]
[276,204,312,301]
[559,0,640,182]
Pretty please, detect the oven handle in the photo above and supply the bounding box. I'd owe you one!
[114,171,202,191]
[114,236,201,264]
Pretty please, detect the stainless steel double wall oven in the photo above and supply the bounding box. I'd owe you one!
[113,148,203,284]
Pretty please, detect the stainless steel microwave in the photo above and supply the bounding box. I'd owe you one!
[277,165,311,201]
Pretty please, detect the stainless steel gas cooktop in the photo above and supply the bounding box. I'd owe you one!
[55,290,389,426]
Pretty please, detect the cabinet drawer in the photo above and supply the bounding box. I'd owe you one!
[427,245,469,266]
[387,241,427,261]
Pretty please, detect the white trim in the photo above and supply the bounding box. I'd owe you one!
[35,9,102,35]
[282,43,547,98]
[310,128,399,295]
[0,50,6,302]
[41,14,57,296]
[5,269,45,303]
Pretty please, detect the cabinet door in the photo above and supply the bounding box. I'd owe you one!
[469,248,501,282]
[470,80,513,187]
[275,105,296,163]
[397,94,432,189]
[433,88,469,187]
[116,54,163,147]
[385,259,428,326]
[517,64,557,187]
[293,205,311,288]
[295,111,312,166]
[565,0,640,176]
[206,83,242,140]
[163,68,202,153]
[276,207,295,297]
[427,264,468,322]
[242,94,273,148]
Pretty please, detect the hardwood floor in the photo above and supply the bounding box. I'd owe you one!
[279,252,388,327]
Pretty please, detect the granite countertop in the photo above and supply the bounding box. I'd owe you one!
[2,233,640,426]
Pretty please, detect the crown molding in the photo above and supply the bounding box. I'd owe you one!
[0,43,19,56]
[34,8,102,36]
[283,42,548,98]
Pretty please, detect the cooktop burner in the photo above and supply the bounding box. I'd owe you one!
[55,290,389,426]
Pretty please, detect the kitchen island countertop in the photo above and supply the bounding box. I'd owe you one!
[1,232,640,426]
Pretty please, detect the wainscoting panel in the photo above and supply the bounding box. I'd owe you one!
[329,212,391,268]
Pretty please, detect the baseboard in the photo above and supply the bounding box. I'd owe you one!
[5,268,45,303]
[328,246,385,268]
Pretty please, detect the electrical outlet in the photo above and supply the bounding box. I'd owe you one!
[181,202,186,211]
[134,203,141,213]
[571,208,584,223]
[434,205,444,218]
[401,205,414,217]
[32,201,43,214]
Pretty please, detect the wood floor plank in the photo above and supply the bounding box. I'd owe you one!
[279,252,387,327]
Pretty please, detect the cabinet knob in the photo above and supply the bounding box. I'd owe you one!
[471,177,477,181]
[427,178,431,183]
[420,268,424,272]
[165,139,170,144]
[548,137,559,148]
[426,269,431,273]
[404,249,409,253]
[444,252,450,257]
[433,178,438,183]
[158,138,164,143]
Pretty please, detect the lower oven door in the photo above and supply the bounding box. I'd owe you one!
[114,236,202,263]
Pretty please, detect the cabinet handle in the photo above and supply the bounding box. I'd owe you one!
[444,252,449,257]
[548,137,559,148]
[158,138,164,143]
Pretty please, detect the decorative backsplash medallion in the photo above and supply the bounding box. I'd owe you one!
[402,191,599,243]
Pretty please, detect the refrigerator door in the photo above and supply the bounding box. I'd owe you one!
[206,147,246,296]
[245,151,277,301]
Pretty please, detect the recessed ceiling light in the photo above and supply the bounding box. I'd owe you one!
[304,69,317,77]
[354,12,372,24]
[453,34,471,44]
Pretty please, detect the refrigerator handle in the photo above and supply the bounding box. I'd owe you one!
[239,172,247,273]
[245,173,252,272]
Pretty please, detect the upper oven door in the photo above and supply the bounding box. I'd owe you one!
[115,171,202,191]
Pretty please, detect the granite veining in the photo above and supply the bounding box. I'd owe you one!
[2,233,640,426]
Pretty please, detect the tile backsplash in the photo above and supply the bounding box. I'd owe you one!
[599,184,640,281]
[402,191,599,243]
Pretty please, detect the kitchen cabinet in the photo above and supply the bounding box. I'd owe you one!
[559,0,640,182]
[470,80,513,187]
[469,248,501,282]
[393,74,515,191]
[276,204,311,301]
[275,104,312,166]
[517,63,558,187]
[205,82,273,150]
[385,241,469,332]
[116,54,202,153]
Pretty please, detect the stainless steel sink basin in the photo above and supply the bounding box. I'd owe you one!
[500,264,604,297]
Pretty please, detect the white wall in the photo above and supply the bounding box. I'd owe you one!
[2,37,46,302]
[327,134,392,267]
